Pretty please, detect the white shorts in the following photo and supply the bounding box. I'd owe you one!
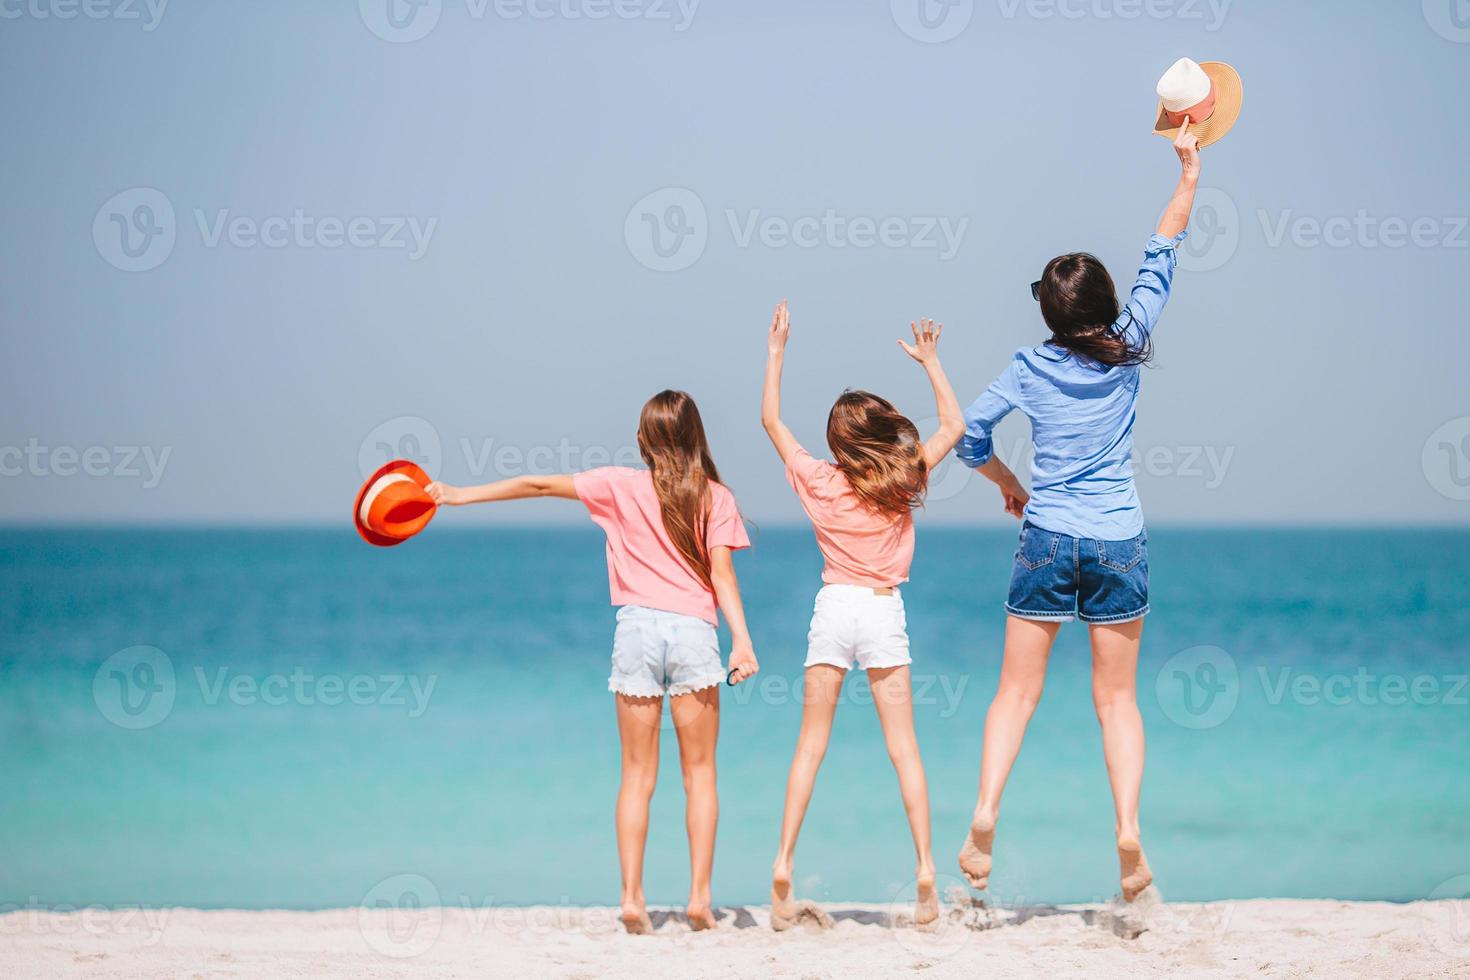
[805,584,911,672]
[609,606,726,698]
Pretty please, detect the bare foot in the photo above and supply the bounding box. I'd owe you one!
[619,901,652,935]
[770,861,797,931]
[686,904,716,931]
[1118,838,1153,902]
[957,810,995,890]
[915,865,939,927]
[770,861,833,932]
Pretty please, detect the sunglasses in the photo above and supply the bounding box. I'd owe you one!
[1030,280,1042,302]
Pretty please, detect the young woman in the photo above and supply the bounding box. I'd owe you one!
[761,302,964,929]
[953,122,1203,902]
[425,390,759,934]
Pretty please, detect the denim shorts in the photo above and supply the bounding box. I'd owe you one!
[608,606,726,698]
[1005,522,1149,625]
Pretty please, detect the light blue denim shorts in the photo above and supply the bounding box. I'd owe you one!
[608,606,726,698]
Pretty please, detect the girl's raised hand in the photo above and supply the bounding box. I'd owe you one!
[898,318,943,365]
[767,299,791,354]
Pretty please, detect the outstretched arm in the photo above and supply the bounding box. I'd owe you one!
[761,299,801,463]
[1157,118,1201,239]
[898,318,964,469]
[710,546,758,685]
[426,474,578,505]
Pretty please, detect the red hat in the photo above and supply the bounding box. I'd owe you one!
[353,459,437,547]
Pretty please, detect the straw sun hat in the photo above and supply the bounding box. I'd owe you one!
[1152,57,1242,149]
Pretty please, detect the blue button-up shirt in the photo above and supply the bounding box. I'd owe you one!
[955,231,1186,540]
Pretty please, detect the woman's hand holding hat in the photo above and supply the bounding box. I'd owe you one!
[1173,118,1201,180]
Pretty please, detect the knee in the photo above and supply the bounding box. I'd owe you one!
[621,759,659,796]
[995,680,1043,713]
[793,736,828,769]
[1092,685,1137,716]
[884,734,920,769]
[679,754,716,789]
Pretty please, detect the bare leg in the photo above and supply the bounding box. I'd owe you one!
[868,664,938,925]
[771,665,845,929]
[1089,617,1151,901]
[958,616,1060,890]
[670,686,720,929]
[614,693,662,933]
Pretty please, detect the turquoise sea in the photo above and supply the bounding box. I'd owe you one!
[2,527,1468,911]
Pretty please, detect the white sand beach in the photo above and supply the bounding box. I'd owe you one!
[6,892,1468,979]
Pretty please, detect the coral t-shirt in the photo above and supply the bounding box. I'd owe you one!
[785,447,915,589]
[574,467,750,624]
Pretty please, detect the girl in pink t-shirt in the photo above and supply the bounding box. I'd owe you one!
[760,301,964,930]
[426,390,758,935]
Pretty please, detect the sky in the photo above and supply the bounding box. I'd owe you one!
[1,0,1467,526]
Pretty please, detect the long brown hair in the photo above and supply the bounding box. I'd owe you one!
[637,390,723,590]
[1037,252,1153,367]
[826,390,927,519]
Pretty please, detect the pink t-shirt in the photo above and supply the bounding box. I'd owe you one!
[574,467,750,625]
[785,447,915,589]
